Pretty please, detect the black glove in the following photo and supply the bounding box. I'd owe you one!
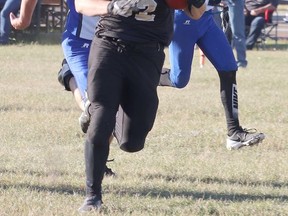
[208,0,221,6]
[107,0,140,17]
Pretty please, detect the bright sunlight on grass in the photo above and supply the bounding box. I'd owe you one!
[0,42,288,216]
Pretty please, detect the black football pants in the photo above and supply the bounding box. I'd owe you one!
[85,36,165,196]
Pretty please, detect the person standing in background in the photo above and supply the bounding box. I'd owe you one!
[227,0,248,68]
[0,0,21,44]
[245,0,279,50]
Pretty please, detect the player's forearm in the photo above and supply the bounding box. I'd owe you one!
[10,0,37,30]
[75,0,110,16]
[18,0,37,28]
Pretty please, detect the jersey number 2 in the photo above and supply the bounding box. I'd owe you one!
[135,0,157,21]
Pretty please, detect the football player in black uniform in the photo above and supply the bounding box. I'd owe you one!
[10,0,206,212]
[75,0,206,212]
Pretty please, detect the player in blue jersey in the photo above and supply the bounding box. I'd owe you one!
[58,1,98,125]
[11,0,115,175]
[57,0,116,176]
[159,2,265,150]
[57,0,98,133]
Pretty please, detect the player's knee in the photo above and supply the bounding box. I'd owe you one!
[173,79,189,89]
[218,70,237,85]
[119,138,145,153]
[115,128,149,153]
[170,70,190,89]
[58,59,74,91]
[218,70,236,78]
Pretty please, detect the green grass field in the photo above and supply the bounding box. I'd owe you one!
[0,42,288,216]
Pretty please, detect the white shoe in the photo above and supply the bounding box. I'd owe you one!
[226,127,265,150]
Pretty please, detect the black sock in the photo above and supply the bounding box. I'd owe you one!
[84,140,109,198]
[218,71,240,136]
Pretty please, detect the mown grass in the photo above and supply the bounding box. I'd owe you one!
[0,42,288,216]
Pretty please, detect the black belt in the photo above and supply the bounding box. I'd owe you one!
[98,35,164,51]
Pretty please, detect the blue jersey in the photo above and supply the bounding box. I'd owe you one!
[62,0,99,99]
[65,0,99,40]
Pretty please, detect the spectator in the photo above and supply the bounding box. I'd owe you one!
[227,0,248,68]
[245,0,279,50]
[0,0,21,44]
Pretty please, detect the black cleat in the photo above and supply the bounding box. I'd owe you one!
[105,165,116,177]
[78,195,102,213]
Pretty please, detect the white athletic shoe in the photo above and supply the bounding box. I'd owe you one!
[226,127,265,150]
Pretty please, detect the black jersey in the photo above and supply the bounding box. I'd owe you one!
[96,0,174,46]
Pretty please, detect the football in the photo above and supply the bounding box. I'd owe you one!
[165,0,188,9]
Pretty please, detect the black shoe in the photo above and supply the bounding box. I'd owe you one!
[78,195,102,213]
[105,165,116,177]
[57,59,73,91]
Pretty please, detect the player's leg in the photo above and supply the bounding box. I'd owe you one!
[69,79,85,111]
[198,18,265,150]
[227,0,247,67]
[79,36,123,212]
[62,32,90,101]
[60,34,116,177]
[57,59,85,111]
[58,62,116,176]
[198,16,237,73]
[199,48,205,68]
[61,32,92,132]
[114,42,164,152]
[160,10,197,88]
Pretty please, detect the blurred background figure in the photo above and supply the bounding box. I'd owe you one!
[200,1,248,68]
[284,10,288,22]
[245,0,279,50]
[0,0,21,44]
[227,0,248,68]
